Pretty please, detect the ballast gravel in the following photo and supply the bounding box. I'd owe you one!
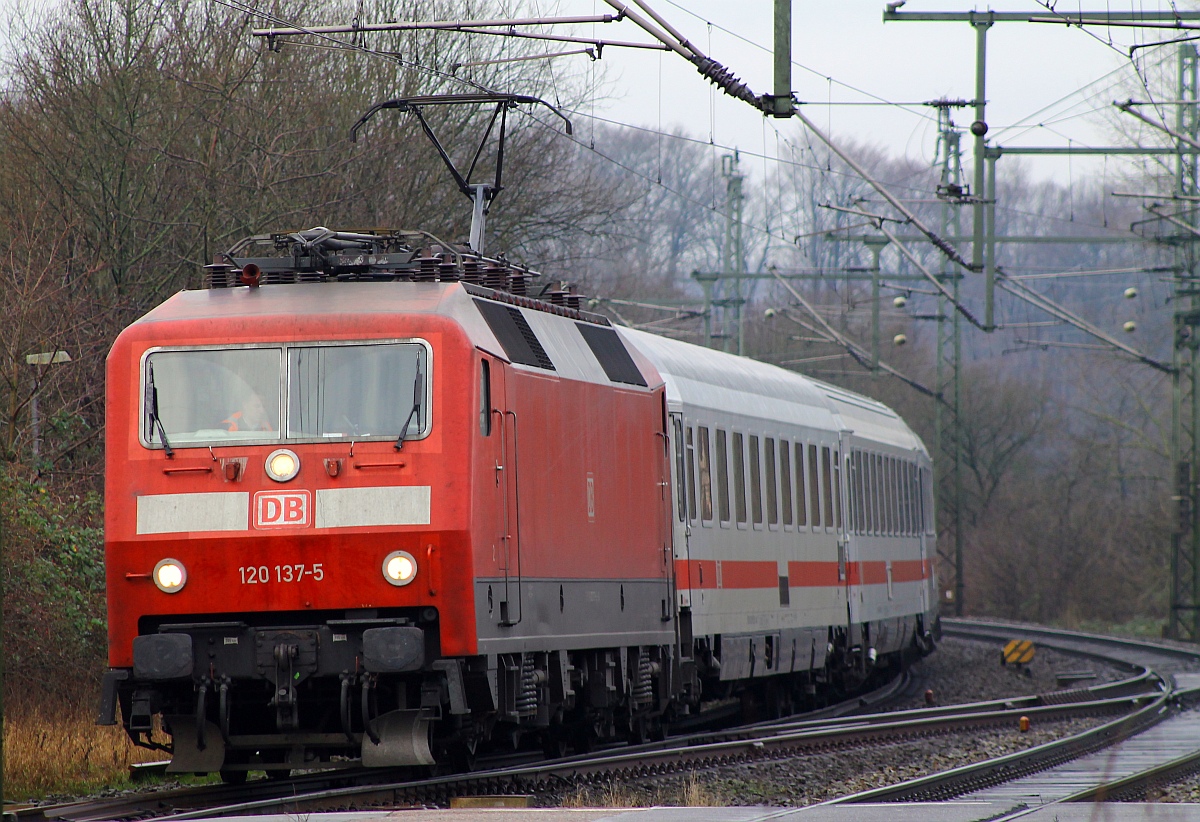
[543,636,1129,808]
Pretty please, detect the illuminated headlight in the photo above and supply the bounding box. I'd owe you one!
[265,448,300,482]
[383,550,417,586]
[153,558,187,593]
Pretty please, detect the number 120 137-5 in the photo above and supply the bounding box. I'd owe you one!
[239,564,324,584]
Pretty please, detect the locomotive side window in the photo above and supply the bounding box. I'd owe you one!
[821,446,834,528]
[697,426,714,522]
[733,432,747,524]
[288,343,426,440]
[144,348,282,445]
[794,442,807,526]
[749,435,763,526]
[808,444,821,529]
[686,427,697,522]
[716,429,731,523]
[480,360,491,436]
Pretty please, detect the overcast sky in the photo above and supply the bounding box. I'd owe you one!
[553,0,1185,189]
[0,0,1188,189]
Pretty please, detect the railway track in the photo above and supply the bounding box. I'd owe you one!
[823,619,1200,815]
[21,622,1171,822]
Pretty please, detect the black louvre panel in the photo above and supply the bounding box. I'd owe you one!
[577,323,647,386]
[474,299,555,370]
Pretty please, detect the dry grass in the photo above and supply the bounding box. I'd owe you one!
[559,772,728,808]
[5,707,169,801]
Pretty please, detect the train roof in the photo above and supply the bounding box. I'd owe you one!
[118,282,665,393]
[123,279,925,455]
[618,327,928,456]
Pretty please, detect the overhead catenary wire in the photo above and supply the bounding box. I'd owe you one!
[771,271,939,401]
[225,0,1171,383]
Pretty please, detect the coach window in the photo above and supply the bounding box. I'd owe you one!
[686,428,698,522]
[733,433,748,524]
[866,454,877,535]
[808,443,821,528]
[716,429,731,524]
[883,456,893,535]
[883,451,892,535]
[794,442,808,526]
[847,451,857,534]
[821,446,834,528]
[833,450,843,530]
[750,435,763,526]
[697,426,714,523]
[853,452,865,535]
[673,418,687,523]
[479,360,491,435]
[780,440,793,527]
[924,467,935,535]
[902,461,913,536]
[893,459,902,535]
[765,438,779,526]
[910,465,918,535]
[882,457,892,535]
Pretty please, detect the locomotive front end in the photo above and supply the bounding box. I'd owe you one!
[99,283,477,776]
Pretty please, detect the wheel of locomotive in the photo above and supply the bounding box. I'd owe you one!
[541,727,570,759]
[219,769,248,785]
[625,715,651,746]
[219,750,250,785]
[265,768,291,780]
[447,739,479,772]
[571,722,596,755]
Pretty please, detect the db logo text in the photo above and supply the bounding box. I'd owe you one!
[254,490,311,529]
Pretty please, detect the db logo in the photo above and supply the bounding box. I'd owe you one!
[254,490,311,529]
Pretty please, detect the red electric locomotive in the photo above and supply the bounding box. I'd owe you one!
[99,228,680,775]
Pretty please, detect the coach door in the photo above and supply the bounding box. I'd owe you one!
[668,413,691,610]
[491,364,522,626]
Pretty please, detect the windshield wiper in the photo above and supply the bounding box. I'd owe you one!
[394,353,425,451]
[145,362,174,458]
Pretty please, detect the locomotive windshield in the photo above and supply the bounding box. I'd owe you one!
[145,348,282,445]
[142,341,428,448]
[288,343,426,439]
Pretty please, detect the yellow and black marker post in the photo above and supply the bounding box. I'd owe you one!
[1002,639,1035,675]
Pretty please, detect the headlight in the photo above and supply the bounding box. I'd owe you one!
[154,558,187,593]
[265,448,300,482]
[383,550,417,586]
